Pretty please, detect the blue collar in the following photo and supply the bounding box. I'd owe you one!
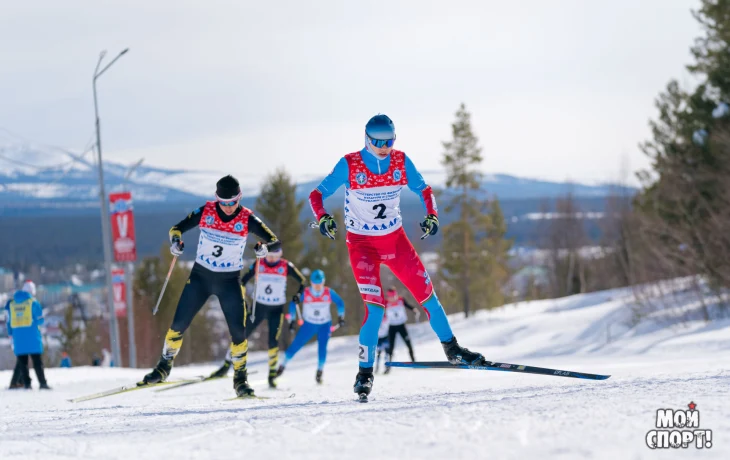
[360,147,391,175]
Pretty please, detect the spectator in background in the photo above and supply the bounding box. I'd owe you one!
[60,351,72,368]
[4,280,50,390]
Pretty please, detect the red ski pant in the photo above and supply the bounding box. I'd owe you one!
[346,228,433,307]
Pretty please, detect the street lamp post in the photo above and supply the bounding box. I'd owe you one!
[121,158,143,369]
[93,48,129,368]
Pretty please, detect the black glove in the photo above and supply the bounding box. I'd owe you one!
[337,316,345,328]
[292,293,301,304]
[420,214,439,237]
[289,321,296,333]
[318,214,337,240]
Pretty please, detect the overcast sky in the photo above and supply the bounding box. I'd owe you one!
[0,0,702,186]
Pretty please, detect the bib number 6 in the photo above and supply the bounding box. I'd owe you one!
[372,203,387,219]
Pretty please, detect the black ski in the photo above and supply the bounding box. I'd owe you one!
[385,361,610,380]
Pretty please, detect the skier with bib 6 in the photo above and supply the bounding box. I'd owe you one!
[209,246,305,388]
[308,114,490,400]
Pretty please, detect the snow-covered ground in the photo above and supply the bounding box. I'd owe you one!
[2,286,729,460]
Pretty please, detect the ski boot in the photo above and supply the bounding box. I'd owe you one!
[441,336,492,366]
[353,367,374,403]
[268,369,277,389]
[139,357,172,386]
[209,360,231,379]
[233,369,255,397]
[316,369,323,384]
[276,364,285,378]
[39,383,52,390]
[383,354,392,374]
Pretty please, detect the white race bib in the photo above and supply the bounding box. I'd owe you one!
[302,301,332,325]
[387,303,408,325]
[255,273,287,305]
[344,185,403,236]
[196,228,246,272]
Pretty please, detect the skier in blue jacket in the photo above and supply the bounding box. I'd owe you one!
[276,270,345,384]
[5,281,50,390]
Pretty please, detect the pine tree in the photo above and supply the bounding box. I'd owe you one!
[58,303,83,364]
[480,199,513,307]
[438,103,489,317]
[254,168,305,261]
[637,0,730,289]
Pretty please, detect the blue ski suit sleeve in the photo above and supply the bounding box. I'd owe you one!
[33,300,44,328]
[289,301,298,319]
[316,157,350,200]
[329,289,345,317]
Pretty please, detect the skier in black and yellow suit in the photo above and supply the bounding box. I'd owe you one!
[138,175,280,398]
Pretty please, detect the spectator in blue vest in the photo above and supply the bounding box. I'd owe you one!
[5,281,50,390]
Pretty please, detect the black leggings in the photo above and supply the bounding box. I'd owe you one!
[171,265,246,344]
[387,324,415,362]
[246,304,284,349]
[15,354,47,388]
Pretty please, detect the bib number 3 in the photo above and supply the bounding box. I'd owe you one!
[212,245,223,257]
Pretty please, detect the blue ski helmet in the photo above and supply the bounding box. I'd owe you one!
[365,114,396,142]
[310,269,325,284]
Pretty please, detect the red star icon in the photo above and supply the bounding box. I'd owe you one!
[688,402,697,411]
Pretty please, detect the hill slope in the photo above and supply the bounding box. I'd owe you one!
[1,282,728,459]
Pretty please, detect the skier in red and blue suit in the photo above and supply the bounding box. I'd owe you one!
[308,114,490,398]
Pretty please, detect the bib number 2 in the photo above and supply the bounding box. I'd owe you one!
[372,203,387,219]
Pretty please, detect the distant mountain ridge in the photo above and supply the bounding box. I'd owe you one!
[0,130,635,216]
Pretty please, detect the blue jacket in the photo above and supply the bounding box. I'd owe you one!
[4,290,44,356]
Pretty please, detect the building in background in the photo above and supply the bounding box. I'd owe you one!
[0,267,14,292]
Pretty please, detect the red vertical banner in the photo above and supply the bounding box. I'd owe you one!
[109,191,137,262]
[112,268,127,318]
